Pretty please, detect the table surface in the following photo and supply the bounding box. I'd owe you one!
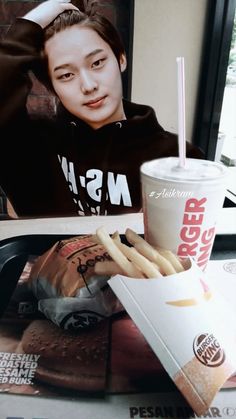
[0,207,236,241]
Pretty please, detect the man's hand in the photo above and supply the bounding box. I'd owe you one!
[23,0,79,29]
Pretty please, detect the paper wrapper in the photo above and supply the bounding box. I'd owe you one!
[108,258,236,415]
[28,235,123,330]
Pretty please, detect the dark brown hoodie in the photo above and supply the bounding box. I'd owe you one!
[0,19,204,218]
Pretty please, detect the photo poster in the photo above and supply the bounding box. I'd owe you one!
[0,0,135,219]
[0,253,177,401]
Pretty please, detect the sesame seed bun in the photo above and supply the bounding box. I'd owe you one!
[20,319,109,391]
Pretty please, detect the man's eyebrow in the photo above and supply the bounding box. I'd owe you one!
[85,48,104,59]
[53,49,105,73]
[54,63,72,73]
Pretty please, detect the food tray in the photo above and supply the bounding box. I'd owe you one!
[0,233,235,318]
[211,234,236,260]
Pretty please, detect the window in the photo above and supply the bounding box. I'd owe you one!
[217,11,236,166]
[193,0,236,205]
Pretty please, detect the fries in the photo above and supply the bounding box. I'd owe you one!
[125,228,176,276]
[96,226,144,278]
[95,226,184,279]
[115,241,162,278]
[156,248,184,273]
[94,261,124,276]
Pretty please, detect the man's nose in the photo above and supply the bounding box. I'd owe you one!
[80,70,98,94]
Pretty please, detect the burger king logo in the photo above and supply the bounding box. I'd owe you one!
[223,261,236,274]
[60,310,105,330]
[193,333,225,367]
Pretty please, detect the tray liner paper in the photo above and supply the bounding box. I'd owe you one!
[108,258,236,415]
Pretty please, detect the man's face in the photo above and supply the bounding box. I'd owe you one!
[45,25,126,129]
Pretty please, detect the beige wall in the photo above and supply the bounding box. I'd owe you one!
[131,0,208,142]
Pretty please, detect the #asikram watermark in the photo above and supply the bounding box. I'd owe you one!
[149,188,193,199]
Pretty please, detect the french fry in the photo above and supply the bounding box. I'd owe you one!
[156,248,184,273]
[96,226,144,278]
[111,231,121,243]
[96,227,185,279]
[114,241,162,278]
[112,231,164,277]
[125,228,176,276]
[94,261,124,276]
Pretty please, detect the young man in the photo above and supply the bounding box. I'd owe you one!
[0,0,203,217]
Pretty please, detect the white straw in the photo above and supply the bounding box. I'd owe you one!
[176,57,186,168]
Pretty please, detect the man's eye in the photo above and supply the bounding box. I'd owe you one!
[92,58,106,69]
[58,72,73,80]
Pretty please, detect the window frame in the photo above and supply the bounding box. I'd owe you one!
[193,0,236,160]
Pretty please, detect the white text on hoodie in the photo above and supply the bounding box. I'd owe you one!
[58,155,132,215]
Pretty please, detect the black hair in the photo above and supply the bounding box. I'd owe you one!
[35,1,125,91]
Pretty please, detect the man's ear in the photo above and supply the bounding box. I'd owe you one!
[119,53,127,72]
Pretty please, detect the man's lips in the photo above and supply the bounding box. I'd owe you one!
[84,96,107,108]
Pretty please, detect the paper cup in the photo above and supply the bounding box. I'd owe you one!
[140,157,228,270]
